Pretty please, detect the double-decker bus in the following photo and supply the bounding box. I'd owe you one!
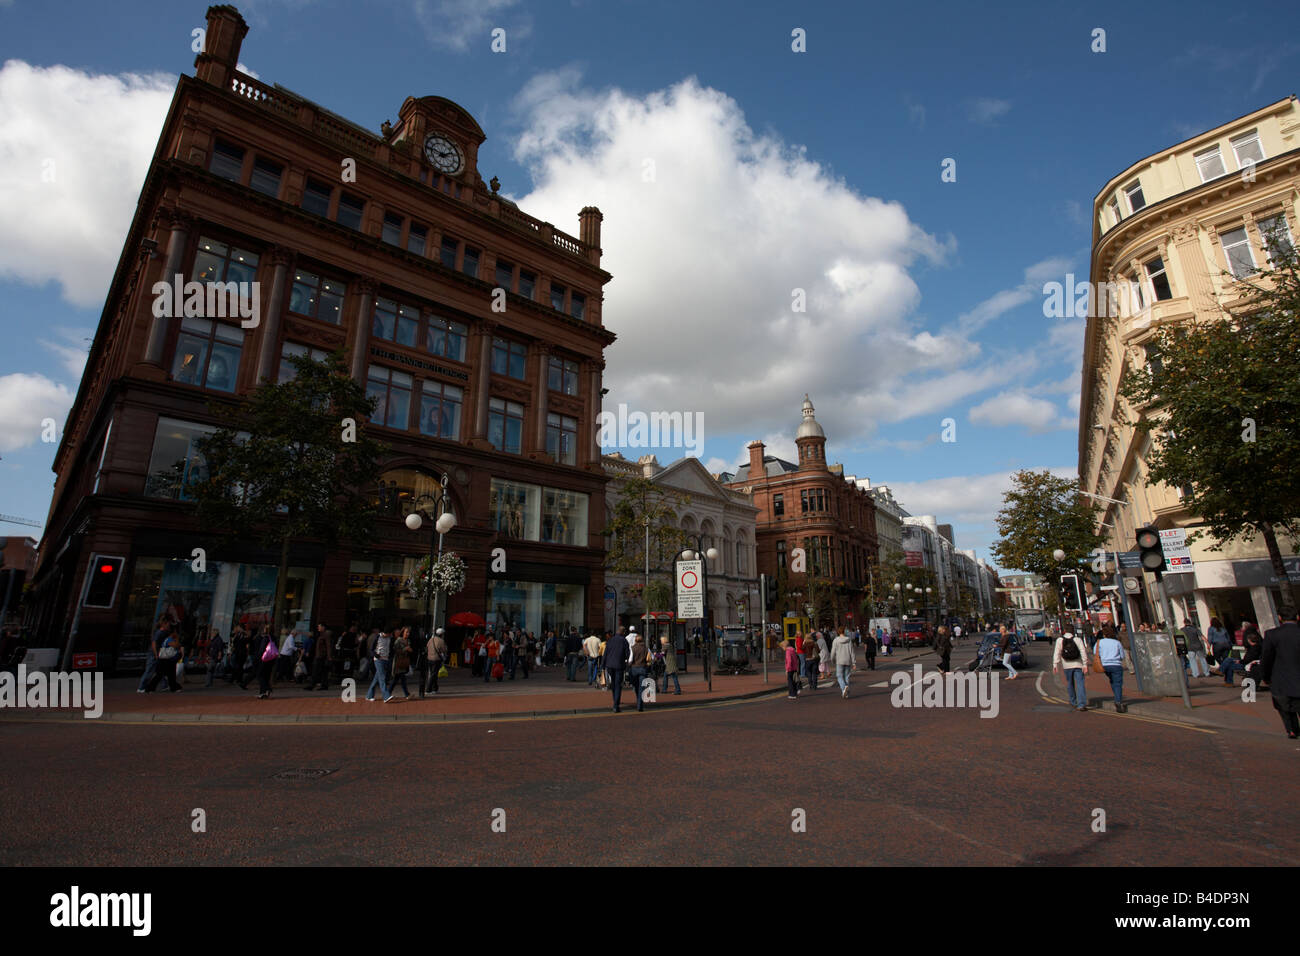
[1013,607,1049,641]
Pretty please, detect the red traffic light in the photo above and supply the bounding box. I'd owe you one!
[1135,528,1160,550]
[99,564,115,574]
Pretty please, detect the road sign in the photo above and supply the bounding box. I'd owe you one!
[676,559,704,619]
[1159,528,1194,573]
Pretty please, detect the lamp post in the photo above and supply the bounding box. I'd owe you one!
[674,535,719,692]
[405,474,456,658]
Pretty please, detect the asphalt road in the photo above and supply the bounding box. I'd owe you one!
[2,650,1295,866]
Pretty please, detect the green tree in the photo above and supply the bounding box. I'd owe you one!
[604,475,690,575]
[1119,233,1300,617]
[188,351,387,636]
[992,470,1104,586]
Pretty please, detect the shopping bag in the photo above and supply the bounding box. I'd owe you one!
[437,665,449,678]
[294,660,308,679]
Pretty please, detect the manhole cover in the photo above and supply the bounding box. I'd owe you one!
[271,768,338,781]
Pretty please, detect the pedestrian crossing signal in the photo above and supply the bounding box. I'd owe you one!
[1058,574,1083,613]
[84,554,124,608]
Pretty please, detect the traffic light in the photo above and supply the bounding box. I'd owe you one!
[83,555,125,608]
[761,573,776,611]
[1058,574,1083,612]
[1136,526,1165,578]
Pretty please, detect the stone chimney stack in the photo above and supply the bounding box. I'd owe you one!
[579,206,603,265]
[747,440,765,478]
[195,5,249,89]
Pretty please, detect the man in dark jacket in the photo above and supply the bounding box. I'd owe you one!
[564,628,582,681]
[1261,611,1300,738]
[934,626,953,673]
[308,623,333,691]
[603,629,630,713]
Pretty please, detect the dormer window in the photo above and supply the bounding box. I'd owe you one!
[1194,145,1226,182]
[1124,180,1146,214]
[1230,129,1264,169]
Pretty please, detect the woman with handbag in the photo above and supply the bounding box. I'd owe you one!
[804,632,821,691]
[390,627,412,699]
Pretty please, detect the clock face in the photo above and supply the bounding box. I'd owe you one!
[424,134,463,175]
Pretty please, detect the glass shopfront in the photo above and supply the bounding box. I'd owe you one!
[346,555,435,633]
[486,579,585,634]
[120,557,317,656]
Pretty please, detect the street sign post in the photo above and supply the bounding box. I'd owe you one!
[676,560,704,619]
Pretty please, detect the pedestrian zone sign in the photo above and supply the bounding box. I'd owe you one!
[676,559,704,619]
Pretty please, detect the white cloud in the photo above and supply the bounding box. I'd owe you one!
[38,327,93,379]
[967,97,1011,124]
[0,374,74,452]
[510,72,971,443]
[0,61,175,307]
[969,390,1073,433]
[954,256,1072,335]
[236,62,260,79]
[409,0,529,52]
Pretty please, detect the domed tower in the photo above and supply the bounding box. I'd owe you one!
[795,394,827,470]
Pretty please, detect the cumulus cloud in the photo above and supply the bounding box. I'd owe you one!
[510,72,989,445]
[0,374,74,452]
[0,61,174,307]
[969,390,1074,433]
[39,327,94,379]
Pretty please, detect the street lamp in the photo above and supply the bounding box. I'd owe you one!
[405,474,456,656]
[674,536,719,691]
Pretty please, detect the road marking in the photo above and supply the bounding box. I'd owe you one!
[1033,671,1216,735]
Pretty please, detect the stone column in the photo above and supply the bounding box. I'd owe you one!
[253,247,293,384]
[470,320,496,444]
[532,344,550,456]
[142,209,193,368]
[349,278,378,383]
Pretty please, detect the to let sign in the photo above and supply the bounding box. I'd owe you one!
[676,559,704,619]
[1159,528,1194,574]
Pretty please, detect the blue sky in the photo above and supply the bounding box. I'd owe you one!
[1,0,1297,569]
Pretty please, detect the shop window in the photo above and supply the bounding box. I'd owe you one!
[366,365,413,430]
[249,157,282,198]
[172,317,243,392]
[289,270,347,324]
[546,413,578,465]
[541,488,588,545]
[488,397,524,453]
[419,380,463,440]
[427,315,468,362]
[490,478,540,539]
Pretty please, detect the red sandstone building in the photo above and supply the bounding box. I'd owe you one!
[28,5,614,670]
[721,397,879,624]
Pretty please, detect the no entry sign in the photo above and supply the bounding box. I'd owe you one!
[676,559,704,619]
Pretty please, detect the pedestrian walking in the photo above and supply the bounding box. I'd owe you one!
[604,628,630,713]
[1053,631,1090,711]
[863,630,877,670]
[276,627,296,681]
[1261,609,1300,739]
[1096,626,1134,712]
[804,634,821,691]
[205,631,226,688]
[882,629,892,657]
[425,628,448,694]
[1207,618,1232,673]
[784,639,800,699]
[660,636,681,694]
[231,626,251,689]
[483,631,500,683]
[817,630,832,682]
[365,627,394,702]
[137,618,169,693]
[629,633,650,711]
[390,627,412,699]
[794,631,806,680]
[934,626,953,673]
[584,631,602,686]
[253,627,278,699]
[308,623,333,690]
[832,629,856,698]
[564,628,582,681]
[997,625,1019,680]
[145,627,183,693]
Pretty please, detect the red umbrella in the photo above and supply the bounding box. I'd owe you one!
[449,611,487,628]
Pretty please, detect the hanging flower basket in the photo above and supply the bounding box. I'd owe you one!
[407,552,467,601]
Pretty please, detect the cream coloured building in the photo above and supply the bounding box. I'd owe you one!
[1080,96,1300,633]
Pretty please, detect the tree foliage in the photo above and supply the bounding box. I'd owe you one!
[992,469,1103,582]
[188,351,388,634]
[1118,231,1300,616]
[604,474,690,576]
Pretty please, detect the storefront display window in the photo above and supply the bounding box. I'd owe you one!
[487,580,585,634]
[490,479,540,540]
[541,488,588,545]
